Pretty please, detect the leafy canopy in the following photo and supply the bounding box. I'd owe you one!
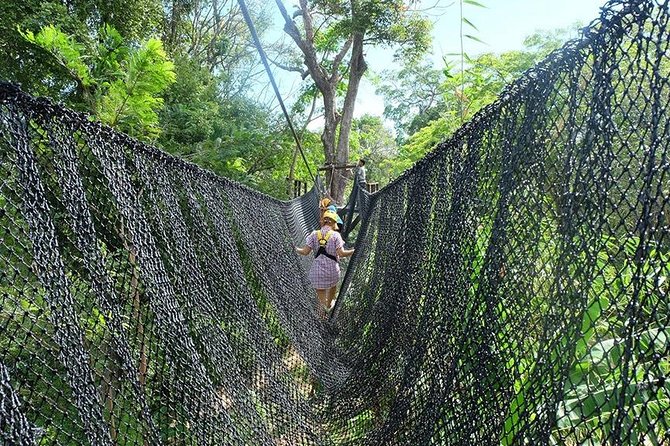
[21,24,175,140]
[304,0,431,60]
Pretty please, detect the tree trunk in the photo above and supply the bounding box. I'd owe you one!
[321,86,339,196]
[331,33,367,202]
[275,0,368,202]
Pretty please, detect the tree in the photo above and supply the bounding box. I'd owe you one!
[376,60,446,143]
[21,24,176,140]
[157,0,306,195]
[275,0,432,202]
[393,28,576,178]
[0,0,163,99]
[349,114,398,185]
[163,0,271,97]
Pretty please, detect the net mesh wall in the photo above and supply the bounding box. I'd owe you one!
[1,0,670,444]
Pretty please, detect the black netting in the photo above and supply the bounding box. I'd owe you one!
[1,0,669,444]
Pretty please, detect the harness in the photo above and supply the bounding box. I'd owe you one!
[314,230,338,262]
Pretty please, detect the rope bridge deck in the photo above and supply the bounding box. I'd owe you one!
[1,0,669,444]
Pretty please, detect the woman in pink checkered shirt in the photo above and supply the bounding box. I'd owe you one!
[296,210,354,318]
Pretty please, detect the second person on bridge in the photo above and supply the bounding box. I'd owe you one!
[295,210,354,319]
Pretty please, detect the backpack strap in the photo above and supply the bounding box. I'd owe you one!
[314,230,338,262]
[317,230,333,244]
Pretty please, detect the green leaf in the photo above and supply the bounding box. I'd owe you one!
[461,17,479,31]
[19,25,93,87]
[464,34,487,45]
[97,36,175,139]
[463,0,487,7]
[574,296,610,359]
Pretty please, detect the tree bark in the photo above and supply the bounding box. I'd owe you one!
[332,32,367,201]
[276,0,369,202]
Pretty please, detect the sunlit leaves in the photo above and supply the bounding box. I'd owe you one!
[22,24,176,140]
[20,25,93,87]
[390,28,574,171]
[96,39,176,139]
[376,60,446,142]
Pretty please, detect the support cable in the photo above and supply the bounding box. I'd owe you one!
[237,0,316,184]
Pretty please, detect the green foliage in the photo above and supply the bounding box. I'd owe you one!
[348,115,398,185]
[191,97,286,180]
[158,54,319,199]
[92,25,130,87]
[85,0,164,41]
[389,28,575,180]
[21,24,176,140]
[552,236,670,444]
[0,0,162,98]
[165,0,270,96]
[245,129,324,199]
[20,25,93,88]
[384,117,450,178]
[294,0,433,78]
[376,60,446,142]
[96,38,176,138]
[159,56,222,151]
[498,230,670,445]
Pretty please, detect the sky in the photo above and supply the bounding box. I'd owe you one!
[263,0,609,122]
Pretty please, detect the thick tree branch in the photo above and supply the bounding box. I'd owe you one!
[330,37,353,84]
[275,0,329,92]
[335,31,367,171]
[299,0,315,43]
[274,0,305,50]
[267,56,309,79]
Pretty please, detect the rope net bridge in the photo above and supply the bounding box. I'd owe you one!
[1,0,669,443]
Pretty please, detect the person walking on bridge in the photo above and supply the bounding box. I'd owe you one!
[319,197,343,230]
[295,210,354,318]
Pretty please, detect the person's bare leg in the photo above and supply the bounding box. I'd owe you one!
[326,286,337,313]
[316,289,329,319]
